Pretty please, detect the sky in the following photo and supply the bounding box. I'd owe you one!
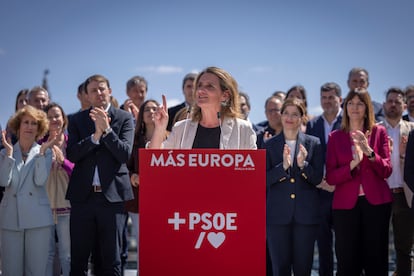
[1,0,413,128]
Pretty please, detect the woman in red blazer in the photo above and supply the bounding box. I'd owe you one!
[326,88,392,276]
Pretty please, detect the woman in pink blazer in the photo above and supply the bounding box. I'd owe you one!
[326,88,392,276]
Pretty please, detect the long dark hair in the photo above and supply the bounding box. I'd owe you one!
[341,88,375,132]
[133,99,159,147]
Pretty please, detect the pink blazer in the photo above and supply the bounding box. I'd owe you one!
[326,125,392,209]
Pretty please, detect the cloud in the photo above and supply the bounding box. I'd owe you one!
[135,65,183,74]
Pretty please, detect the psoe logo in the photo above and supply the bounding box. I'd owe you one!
[150,152,255,170]
[167,212,237,249]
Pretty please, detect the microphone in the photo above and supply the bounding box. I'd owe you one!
[179,106,192,149]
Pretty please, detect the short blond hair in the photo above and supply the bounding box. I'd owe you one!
[8,105,49,140]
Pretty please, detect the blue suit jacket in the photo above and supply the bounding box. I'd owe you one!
[0,143,53,230]
[66,105,134,203]
[306,114,342,165]
[265,131,323,225]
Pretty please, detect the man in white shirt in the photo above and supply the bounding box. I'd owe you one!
[379,87,414,276]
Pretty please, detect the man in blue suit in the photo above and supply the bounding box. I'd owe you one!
[66,74,134,275]
[306,82,342,276]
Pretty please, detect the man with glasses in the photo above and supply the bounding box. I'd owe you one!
[257,95,284,149]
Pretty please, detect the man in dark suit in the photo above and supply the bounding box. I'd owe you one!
[167,72,197,131]
[66,74,134,276]
[403,85,414,122]
[306,82,342,276]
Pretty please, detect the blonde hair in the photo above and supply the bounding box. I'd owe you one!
[8,105,49,140]
[191,66,241,121]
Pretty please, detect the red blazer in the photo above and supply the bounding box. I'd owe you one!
[326,125,392,209]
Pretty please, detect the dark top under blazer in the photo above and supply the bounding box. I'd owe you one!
[265,131,324,225]
[66,105,135,203]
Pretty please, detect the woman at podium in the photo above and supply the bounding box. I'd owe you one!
[148,66,257,150]
[264,98,324,276]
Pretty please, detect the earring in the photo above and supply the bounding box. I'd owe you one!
[221,100,229,107]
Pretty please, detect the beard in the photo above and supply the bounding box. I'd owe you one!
[384,109,401,120]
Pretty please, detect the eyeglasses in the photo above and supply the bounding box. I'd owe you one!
[281,112,301,119]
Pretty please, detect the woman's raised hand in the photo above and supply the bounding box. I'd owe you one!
[1,130,13,157]
[153,94,169,130]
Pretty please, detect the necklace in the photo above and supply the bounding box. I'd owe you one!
[22,151,29,158]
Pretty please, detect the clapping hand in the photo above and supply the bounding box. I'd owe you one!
[123,99,139,121]
[351,130,372,156]
[282,144,291,170]
[350,131,365,169]
[90,107,111,138]
[1,130,13,157]
[52,145,64,164]
[40,130,57,155]
[297,144,308,168]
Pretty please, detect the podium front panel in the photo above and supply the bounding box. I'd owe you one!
[139,149,266,276]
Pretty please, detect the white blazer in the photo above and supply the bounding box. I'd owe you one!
[0,142,53,230]
[163,117,257,150]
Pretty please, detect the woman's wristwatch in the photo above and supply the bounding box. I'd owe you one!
[367,151,375,159]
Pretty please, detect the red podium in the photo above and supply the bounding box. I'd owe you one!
[139,149,266,276]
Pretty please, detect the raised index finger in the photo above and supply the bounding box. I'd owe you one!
[162,94,167,111]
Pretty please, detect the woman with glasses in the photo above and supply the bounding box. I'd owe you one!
[326,88,392,275]
[265,98,323,276]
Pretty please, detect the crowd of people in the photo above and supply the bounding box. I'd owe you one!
[0,66,413,276]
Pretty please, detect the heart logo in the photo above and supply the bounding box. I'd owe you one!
[207,232,226,248]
